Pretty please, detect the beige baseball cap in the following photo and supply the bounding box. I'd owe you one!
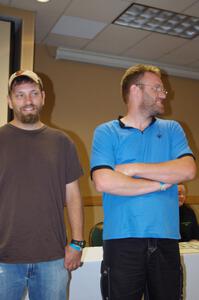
[8,70,43,91]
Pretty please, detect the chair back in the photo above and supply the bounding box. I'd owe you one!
[89,221,103,246]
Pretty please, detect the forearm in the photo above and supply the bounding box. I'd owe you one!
[115,156,196,184]
[92,169,171,196]
[65,180,84,240]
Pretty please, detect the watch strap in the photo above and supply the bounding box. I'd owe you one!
[71,239,86,248]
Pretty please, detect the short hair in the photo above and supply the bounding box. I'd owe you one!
[121,64,161,104]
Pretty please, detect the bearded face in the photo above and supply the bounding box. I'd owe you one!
[14,103,43,124]
[136,72,167,118]
[8,82,45,126]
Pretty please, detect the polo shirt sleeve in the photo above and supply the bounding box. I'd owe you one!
[170,121,194,159]
[90,124,115,174]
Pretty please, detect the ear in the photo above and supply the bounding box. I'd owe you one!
[7,95,13,110]
[130,84,140,93]
[129,84,142,101]
[41,91,45,106]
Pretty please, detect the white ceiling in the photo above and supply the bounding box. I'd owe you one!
[1,0,199,78]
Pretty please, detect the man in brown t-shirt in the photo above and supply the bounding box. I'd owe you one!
[0,70,85,300]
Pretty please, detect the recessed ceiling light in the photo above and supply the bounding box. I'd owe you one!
[36,0,50,3]
[113,3,199,39]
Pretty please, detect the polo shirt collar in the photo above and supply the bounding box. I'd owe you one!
[118,116,156,130]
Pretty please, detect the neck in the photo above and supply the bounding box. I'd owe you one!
[9,119,44,130]
[121,113,153,131]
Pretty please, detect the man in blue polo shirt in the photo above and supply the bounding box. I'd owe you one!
[90,64,196,300]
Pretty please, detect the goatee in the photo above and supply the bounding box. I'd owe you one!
[21,113,40,124]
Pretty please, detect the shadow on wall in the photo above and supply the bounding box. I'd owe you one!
[38,71,91,195]
[37,72,97,242]
[161,72,175,117]
[162,71,199,184]
[179,121,199,176]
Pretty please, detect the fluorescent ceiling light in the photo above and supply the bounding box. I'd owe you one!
[113,3,199,39]
[36,0,50,3]
[56,47,199,80]
[51,16,107,39]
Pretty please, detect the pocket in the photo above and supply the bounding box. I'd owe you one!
[100,260,111,300]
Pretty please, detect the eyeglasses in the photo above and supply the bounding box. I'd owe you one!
[136,83,168,95]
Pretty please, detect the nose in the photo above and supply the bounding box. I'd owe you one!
[24,94,33,104]
[159,91,167,99]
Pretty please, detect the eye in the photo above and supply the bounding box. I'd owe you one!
[15,92,24,99]
[31,91,40,97]
[154,85,162,92]
[155,85,168,95]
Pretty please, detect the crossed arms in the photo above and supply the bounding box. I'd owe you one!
[92,156,196,196]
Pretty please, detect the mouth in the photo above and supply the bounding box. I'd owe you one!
[156,99,164,105]
[21,106,36,112]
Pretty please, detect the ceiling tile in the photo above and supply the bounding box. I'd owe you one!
[0,0,9,4]
[135,0,197,12]
[44,33,90,49]
[187,60,199,68]
[184,2,199,17]
[10,0,71,42]
[123,32,187,60]
[64,0,134,22]
[158,37,199,65]
[51,16,107,39]
[85,24,150,55]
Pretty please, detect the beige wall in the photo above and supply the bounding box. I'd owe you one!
[35,44,199,197]
[0,5,35,126]
[64,205,103,245]
[0,20,10,126]
[35,45,127,197]
[0,4,35,70]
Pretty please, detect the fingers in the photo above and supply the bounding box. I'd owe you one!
[64,246,83,271]
[65,259,82,271]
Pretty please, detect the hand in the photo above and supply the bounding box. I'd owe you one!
[115,164,135,176]
[160,183,173,190]
[64,245,82,271]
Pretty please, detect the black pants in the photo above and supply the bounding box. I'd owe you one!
[101,238,181,300]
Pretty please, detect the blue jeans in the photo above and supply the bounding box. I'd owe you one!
[0,258,69,300]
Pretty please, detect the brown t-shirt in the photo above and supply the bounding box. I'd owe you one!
[0,124,83,263]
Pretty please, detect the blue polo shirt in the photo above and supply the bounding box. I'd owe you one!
[90,118,194,240]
